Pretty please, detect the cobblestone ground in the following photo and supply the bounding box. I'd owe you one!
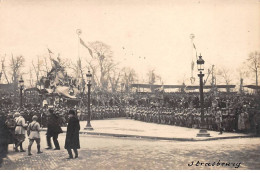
[1,132,260,170]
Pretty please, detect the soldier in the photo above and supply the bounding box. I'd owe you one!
[216,107,223,134]
[187,110,192,128]
[115,106,120,117]
[14,112,28,152]
[169,110,174,125]
[238,105,250,133]
[222,108,229,132]
[125,106,129,119]
[27,115,43,156]
[204,109,210,130]
[101,106,105,119]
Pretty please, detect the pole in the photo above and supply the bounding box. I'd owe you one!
[85,83,93,130]
[196,71,210,137]
[20,86,22,108]
[199,71,204,124]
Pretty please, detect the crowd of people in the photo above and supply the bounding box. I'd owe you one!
[125,105,256,133]
[1,90,260,166]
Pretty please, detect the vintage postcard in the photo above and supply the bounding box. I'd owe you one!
[0,0,260,170]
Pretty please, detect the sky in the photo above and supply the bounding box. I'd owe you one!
[0,0,259,86]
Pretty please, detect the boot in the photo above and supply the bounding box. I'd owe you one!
[28,147,32,156]
[14,147,19,152]
[14,142,20,152]
[73,149,78,158]
[20,143,26,152]
[37,145,43,154]
[66,149,73,159]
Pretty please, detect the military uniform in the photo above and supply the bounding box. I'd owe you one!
[14,114,28,152]
[27,117,42,155]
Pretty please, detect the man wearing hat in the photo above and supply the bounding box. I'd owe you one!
[216,107,223,134]
[27,115,43,156]
[45,109,62,150]
[14,112,28,152]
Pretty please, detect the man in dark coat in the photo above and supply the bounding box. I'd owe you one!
[65,109,80,159]
[45,109,62,150]
[0,112,9,167]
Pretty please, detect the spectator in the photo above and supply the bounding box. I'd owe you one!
[65,110,80,159]
[45,109,62,150]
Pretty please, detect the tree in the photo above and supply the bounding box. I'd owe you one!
[32,56,44,88]
[28,67,34,88]
[68,58,87,92]
[247,51,260,92]
[120,67,138,92]
[87,41,118,91]
[146,69,161,92]
[108,68,121,92]
[9,55,25,95]
[217,66,233,92]
[42,55,51,76]
[237,65,249,94]
[147,69,161,85]
[9,55,25,84]
[0,54,9,84]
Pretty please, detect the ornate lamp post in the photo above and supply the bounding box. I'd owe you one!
[19,76,24,108]
[84,70,94,130]
[196,54,210,137]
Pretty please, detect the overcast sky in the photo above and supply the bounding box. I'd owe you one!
[0,0,259,86]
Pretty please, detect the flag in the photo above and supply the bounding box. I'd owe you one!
[192,43,198,59]
[193,43,196,49]
[191,60,194,70]
[47,48,53,54]
[51,59,61,69]
[79,38,93,58]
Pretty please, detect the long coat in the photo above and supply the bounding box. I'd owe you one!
[46,114,62,136]
[65,116,80,149]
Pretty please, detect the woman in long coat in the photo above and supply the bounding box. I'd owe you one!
[65,109,80,159]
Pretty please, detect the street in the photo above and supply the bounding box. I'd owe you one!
[1,132,260,170]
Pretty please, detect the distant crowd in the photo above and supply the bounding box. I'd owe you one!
[1,91,260,166]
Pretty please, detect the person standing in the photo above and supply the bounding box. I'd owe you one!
[216,107,223,134]
[65,110,80,159]
[14,112,28,152]
[46,109,62,150]
[0,112,9,166]
[5,113,16,151]
[27,115,43,156]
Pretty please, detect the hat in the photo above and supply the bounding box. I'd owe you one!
[32,115,38,120]
[69,109,76,115]
[14,112,20,117]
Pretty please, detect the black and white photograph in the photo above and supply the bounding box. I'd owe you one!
[0,0,260,170]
